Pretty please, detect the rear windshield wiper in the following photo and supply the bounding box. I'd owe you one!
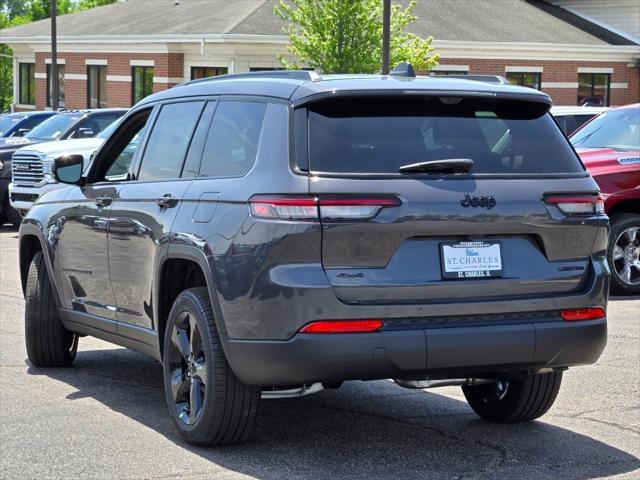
[399,158,474,174]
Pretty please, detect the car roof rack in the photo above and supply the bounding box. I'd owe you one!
[183,70,321,86]
[432,74,511,85]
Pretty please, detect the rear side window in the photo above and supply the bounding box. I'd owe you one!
[137,101,205,181]
[199,100,266,177]
[306,96,583,175]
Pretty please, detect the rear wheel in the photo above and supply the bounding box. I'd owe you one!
[25,252,78,367]
[608,214,640,295]
[462,371,563,422]
[162,287,260,446]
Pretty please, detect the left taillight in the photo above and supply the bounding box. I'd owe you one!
[544,194,605,216]
[249,195,401,221]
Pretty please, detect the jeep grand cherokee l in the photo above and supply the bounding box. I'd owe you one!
[19,67,609,447]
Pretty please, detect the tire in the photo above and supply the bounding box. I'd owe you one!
[6,204,22,228]
[25,251,78,367]
[462,371,563,423]
[162,287,260,446]
[607,213,640,295]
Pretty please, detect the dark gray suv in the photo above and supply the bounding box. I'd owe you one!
[18,67,609,446]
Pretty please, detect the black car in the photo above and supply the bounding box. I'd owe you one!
[0,109,126,226]
[0,111,57,138]
[18,66,609,446]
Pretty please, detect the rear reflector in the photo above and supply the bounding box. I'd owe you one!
[560,307,605,322]
[299,319,383,333]
[249,195,400,220]
[544,195,605,215]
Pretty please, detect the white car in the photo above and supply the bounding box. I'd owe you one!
[550,106,608,136]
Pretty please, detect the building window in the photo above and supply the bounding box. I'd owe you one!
[132,66,154,104]
[18,63,35,105]
[46,64,65,108]
[190,66,228,80]
[577,73,610,106]
[506,72,541,90]
[87,65,107,109]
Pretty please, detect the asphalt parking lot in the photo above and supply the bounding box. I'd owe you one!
[0,225,638,480]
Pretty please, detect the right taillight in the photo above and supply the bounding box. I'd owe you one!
[560,307,605,321]
[544,194,605,215]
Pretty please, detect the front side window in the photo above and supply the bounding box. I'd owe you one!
[578,73,610,106]
[191,66,228,80]
[87,65,107,108]
[19,63,35,105]
[46,64,65,108]
[137,101,205,181]
[132,66,154,104]
[199,101,266,177]
[506,72,541,90]
[306,96,584,175]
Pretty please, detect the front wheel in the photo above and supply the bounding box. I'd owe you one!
[25,252,78,367]
[462,371,563,423]
[162,287,260,446]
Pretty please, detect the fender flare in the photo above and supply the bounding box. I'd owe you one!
[155,243,229,339]
[18,221,63,307]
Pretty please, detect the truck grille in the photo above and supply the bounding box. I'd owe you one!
[12,153,44,186]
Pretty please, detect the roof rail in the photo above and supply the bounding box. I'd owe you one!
[183,70,320,87]
[432,74,511,85]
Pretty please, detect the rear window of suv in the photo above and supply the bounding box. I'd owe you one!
[306,96,584,175]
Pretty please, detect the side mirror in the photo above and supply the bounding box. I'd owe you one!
[53,154,84,184]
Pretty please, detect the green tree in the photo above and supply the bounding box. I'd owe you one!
[274,0,438,73]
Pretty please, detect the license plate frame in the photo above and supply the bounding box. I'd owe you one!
[440,241,504,279]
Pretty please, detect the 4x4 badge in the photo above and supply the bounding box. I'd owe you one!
[460,194,496,210]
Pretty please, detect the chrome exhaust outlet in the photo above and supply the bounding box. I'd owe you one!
[261,382,325,399]
[394,378,496,389]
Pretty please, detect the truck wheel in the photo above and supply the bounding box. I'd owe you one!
[162,287,260,446]
[608,213,640,295]
[25,252,78,367]
[462,371,562,422]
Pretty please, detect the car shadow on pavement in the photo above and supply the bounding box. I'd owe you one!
[27,347,640,480]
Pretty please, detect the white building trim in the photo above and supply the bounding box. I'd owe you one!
[130,59,154,67]
[153,76,184,84]
[14,104,36,110]
[541,82,579,88]
[577,67,614,73]
[65,73,87,80]
[45,58,65,64]
[432,64,469,72]
[611,82,629,88]
[85,59,108,65]
[106,75,131,82]
[505,66,544,72]
[34,72,47,79]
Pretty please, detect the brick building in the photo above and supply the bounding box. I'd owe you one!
[1,0,639,111]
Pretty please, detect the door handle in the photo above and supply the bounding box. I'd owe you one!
[156,194,178,208]
[95,196,112,207]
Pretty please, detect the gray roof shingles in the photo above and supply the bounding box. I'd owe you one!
[0,0,620,45]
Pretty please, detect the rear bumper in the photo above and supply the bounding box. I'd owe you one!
[221,318,607,386]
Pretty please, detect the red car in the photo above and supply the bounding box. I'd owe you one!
[570,104,640,295]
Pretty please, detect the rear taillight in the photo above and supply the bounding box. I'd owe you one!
[299,319,383,333]
[544,195,605,215]
[249,195,400,221]
[560,307,605,321]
